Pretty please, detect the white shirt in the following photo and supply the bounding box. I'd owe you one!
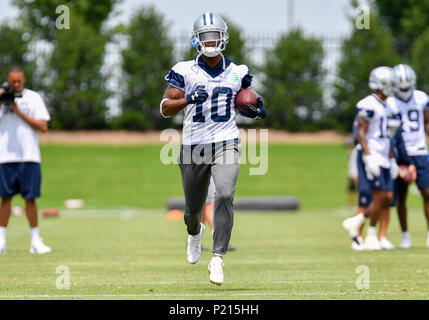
[165,58,250,145]
[356,94,395,168]
[0,88,50,163]
[386,90,429,156]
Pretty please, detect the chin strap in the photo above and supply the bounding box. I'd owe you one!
[220,53,226,70]
[194,52,226,70]
[194,52,203,66]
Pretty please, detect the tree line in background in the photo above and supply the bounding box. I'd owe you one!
[0,0,428,132]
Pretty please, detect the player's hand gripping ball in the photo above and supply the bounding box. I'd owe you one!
[234,89,266,120]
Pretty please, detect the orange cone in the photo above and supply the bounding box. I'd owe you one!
[166,209,183,221]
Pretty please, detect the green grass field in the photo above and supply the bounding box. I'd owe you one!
[1,144,429,300]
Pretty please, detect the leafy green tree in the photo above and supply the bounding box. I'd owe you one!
[116,5,174,130]
[373,0,429,58]
[46,12,109,129]
[13,0,118,41]
[182,17,251,68]
[260,28,325,131]
[332,13,400,131]
[0,23,37,90]
[412,29,429,93]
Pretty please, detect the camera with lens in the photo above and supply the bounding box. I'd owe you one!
[0,82,22,105]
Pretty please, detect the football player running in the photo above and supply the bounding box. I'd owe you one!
[160,13,265,285]
[343,66,399,250]
[387,64,429,249]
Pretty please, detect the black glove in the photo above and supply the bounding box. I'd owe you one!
[186,85,209,104]
[238,97,266,120]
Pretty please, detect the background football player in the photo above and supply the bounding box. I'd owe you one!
[387,64,429,249]
[349,113,398,251]
[160,12,265,285]
[342,66,398,250]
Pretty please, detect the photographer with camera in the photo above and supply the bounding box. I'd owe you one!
[0,66,51,254]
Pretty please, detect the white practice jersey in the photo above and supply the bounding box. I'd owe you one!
[164,56,251,145]
[356,94,396,168]
[386,90,429,156]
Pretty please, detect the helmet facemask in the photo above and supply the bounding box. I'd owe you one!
[193,29,228,58]
[396,83,414,101]
[393,64,416,101]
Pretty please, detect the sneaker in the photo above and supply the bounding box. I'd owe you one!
[380,237,395,250]
[400,237,412,249]
[364,235,382,251]
[30,238,51,254]
[342,214,365,242]
[208,256,224,285]
[351,236,365,251]
[186,223,204,264]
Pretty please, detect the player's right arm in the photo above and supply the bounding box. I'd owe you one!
[160,85,188,118]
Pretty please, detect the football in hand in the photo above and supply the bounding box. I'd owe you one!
[234,89,260,112]
[398,165,414,184]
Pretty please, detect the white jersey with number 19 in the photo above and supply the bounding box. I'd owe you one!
[386,90,429,156]
[164,56,252,145]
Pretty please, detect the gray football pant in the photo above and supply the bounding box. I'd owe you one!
[178,142,241,256]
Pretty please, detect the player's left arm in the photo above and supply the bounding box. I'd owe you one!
[12,101,48,133]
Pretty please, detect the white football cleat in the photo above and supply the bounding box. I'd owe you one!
[208,256,224,286]
[342,214,365,243]
[351,236,365,251]
[30,238,51,254]
[400,237,412,249]
[364,235,382,251]
[186,223,204,264]
[380,237,395,250]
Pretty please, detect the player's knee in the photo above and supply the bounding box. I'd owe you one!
[216,191,234,203]
[383,192,393,206]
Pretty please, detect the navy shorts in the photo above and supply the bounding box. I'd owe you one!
[357,150,394,192]
[358,185,396,208]
[0,162,41,199]
[412,155,429,190]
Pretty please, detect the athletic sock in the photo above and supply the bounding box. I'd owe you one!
[211,229,214,236]
[367,226,377,237]
[402,231,410,240]
[0,226,6,243]
[355,212,366,226]
[30,227,40,242]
